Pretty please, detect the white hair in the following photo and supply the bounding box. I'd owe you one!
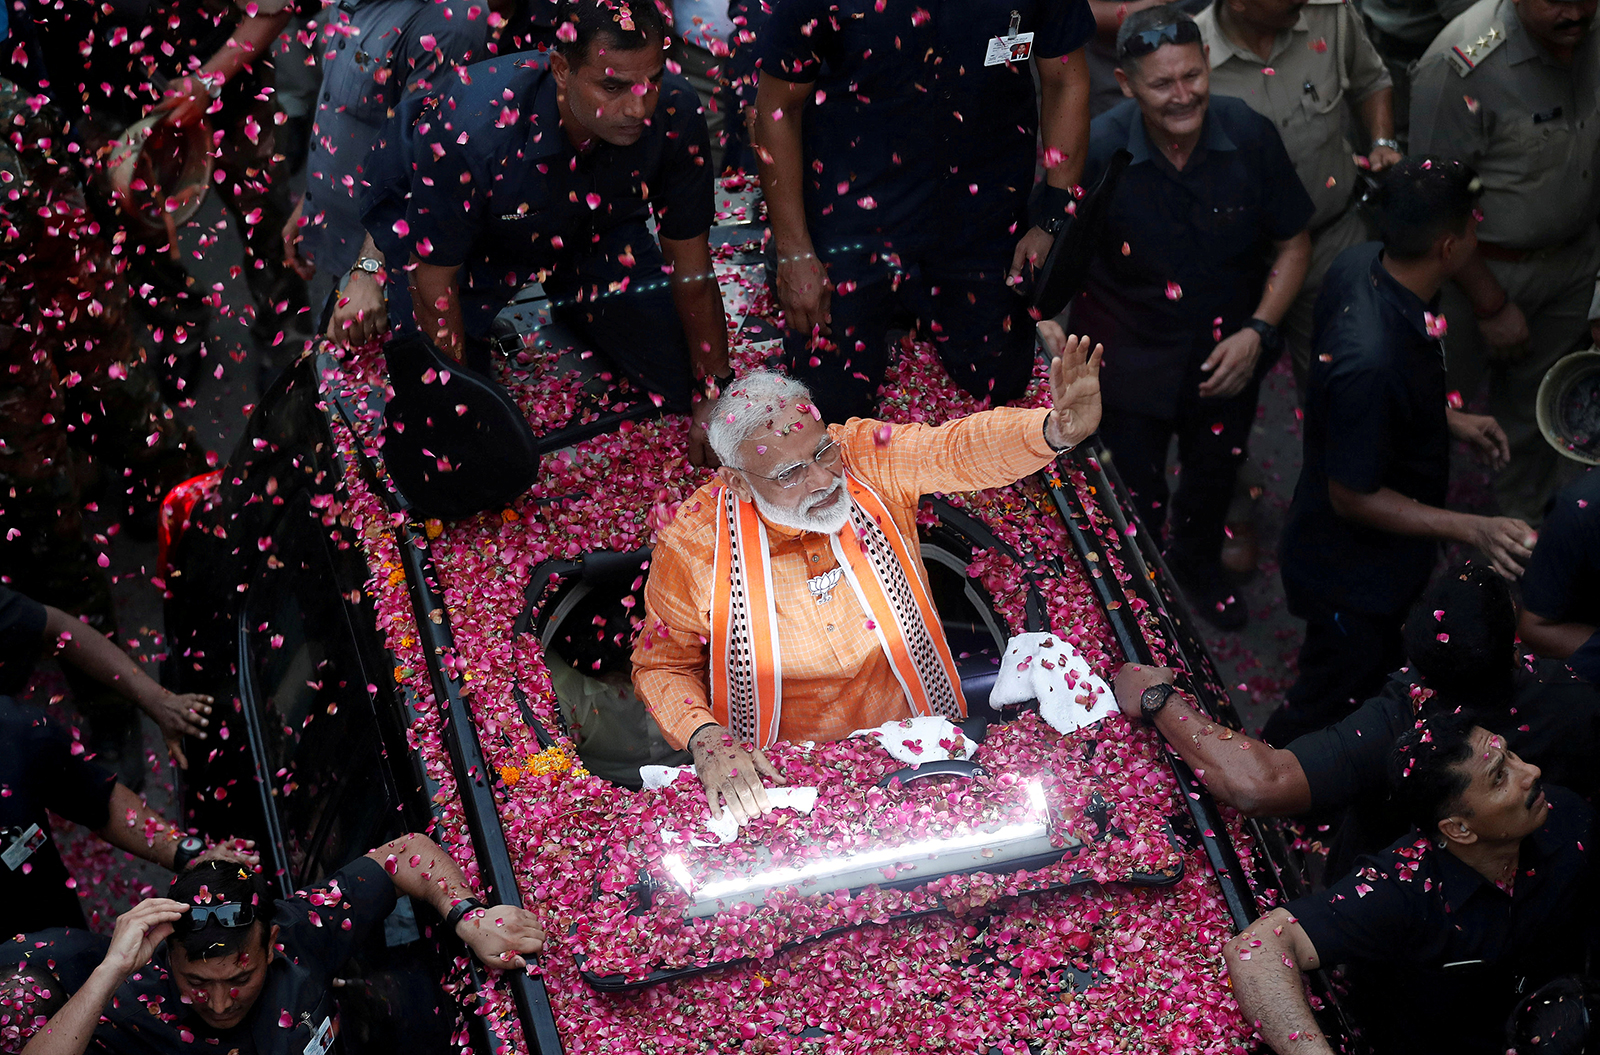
[706,370,815,470]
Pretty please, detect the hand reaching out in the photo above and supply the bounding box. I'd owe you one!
[142,691,212,770]
[1447,409,1511,471]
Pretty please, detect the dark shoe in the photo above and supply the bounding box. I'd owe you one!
[1169,558,1248,631]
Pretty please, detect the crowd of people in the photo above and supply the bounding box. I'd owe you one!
[2,0,1600,1050]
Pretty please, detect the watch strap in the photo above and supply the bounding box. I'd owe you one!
[172,836,206,872]
[1139,683,1179,725]
[1242,317,1281,351]
[445,896,487,930]
[1029,183,1076,234]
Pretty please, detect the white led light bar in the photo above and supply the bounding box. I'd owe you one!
[660,782,1076,919]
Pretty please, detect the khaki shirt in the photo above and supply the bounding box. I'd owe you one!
[1411,0,1600,249]
[1197,0,1392,229]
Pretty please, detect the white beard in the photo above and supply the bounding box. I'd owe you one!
[751,477,853,535]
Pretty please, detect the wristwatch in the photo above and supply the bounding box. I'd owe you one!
[445,896,487,931]
[1373,137,1400,151]
[1241,317,1283,354]
[1040,209,1071,238]
[700,368,735,401]
[350,256,384,276]
[173,835,206,872]
[1139,683,1180,726]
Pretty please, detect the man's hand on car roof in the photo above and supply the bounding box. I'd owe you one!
[455,904,547,970]
[689,723,787,826]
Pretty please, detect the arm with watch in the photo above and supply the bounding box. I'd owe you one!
[327,233,392,348]
[152,4,294,128]
[95,783,258,873]
[1009,47,1091,285]
[1112,663,1314,817]
[1198,229,1311,400]
[365,832,546,968]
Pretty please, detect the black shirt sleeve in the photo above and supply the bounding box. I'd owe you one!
[758,0,833,83]
[1035,0,1095,58]
[0,586,47,697]
[1291,847,1425,967]
[651,77,716,241]
[1520,473,1599,621]
[274,856,399,971]
[402,93,495,271]
[1286,683,1414,813]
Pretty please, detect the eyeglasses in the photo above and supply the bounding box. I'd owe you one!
[1117,19,1203,60]
[748,440,843,489]
[173,902,256,934]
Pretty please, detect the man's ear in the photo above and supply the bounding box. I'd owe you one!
[552,51,571,90]
[264,924,281,963]
[1437,813,1478,848]
[1114,65,1134,97]
[719,466,753,503]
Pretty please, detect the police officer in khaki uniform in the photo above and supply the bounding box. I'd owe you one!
[1411,0,1600,524]
[1362,0,1478,144]
[1198,0,1400,386]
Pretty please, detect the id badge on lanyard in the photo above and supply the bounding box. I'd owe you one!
[985,9,1035,66]
[1,824,46,871]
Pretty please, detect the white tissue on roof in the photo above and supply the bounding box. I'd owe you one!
[849,715,978,765]
[989,632,1117,735]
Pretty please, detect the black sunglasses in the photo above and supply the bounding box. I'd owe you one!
[173,902,256,934]
[1117,20,1203,60]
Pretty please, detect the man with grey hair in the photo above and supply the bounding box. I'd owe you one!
[632,323,1105,823]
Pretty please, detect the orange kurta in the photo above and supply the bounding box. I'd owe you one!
[633,406,1058,748]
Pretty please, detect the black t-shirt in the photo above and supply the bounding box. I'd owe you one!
[0,585,46,698]
[1521,468,1600,681]
[88,856,399,1054]
[758,0,1095,258]
[1072,95,1314,418]
[1279,243,1451,617]
[0,695,117,937]
[1293,787,1596,1055]
[367,52,714,343]
[1291,659,1600,811]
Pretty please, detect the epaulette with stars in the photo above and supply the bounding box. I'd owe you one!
[1446,24,1505,76]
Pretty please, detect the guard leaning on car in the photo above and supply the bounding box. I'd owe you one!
[5,832,544,1055]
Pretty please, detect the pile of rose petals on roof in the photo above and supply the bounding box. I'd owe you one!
[313,267,1261,1054]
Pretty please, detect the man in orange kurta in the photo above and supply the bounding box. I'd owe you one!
[632,322,1104,822]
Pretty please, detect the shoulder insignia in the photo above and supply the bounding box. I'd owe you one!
[1444,20,1506,75]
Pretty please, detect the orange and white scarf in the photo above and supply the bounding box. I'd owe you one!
[709,472,966,748]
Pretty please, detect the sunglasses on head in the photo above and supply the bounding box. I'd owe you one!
[1117,19,1203,60]
[173,902,256,934]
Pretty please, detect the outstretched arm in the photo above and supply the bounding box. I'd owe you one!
[366,833,545,967]
[44,606,211,768]
[1112,665,1312,816]
[1223,908,1337,1055]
